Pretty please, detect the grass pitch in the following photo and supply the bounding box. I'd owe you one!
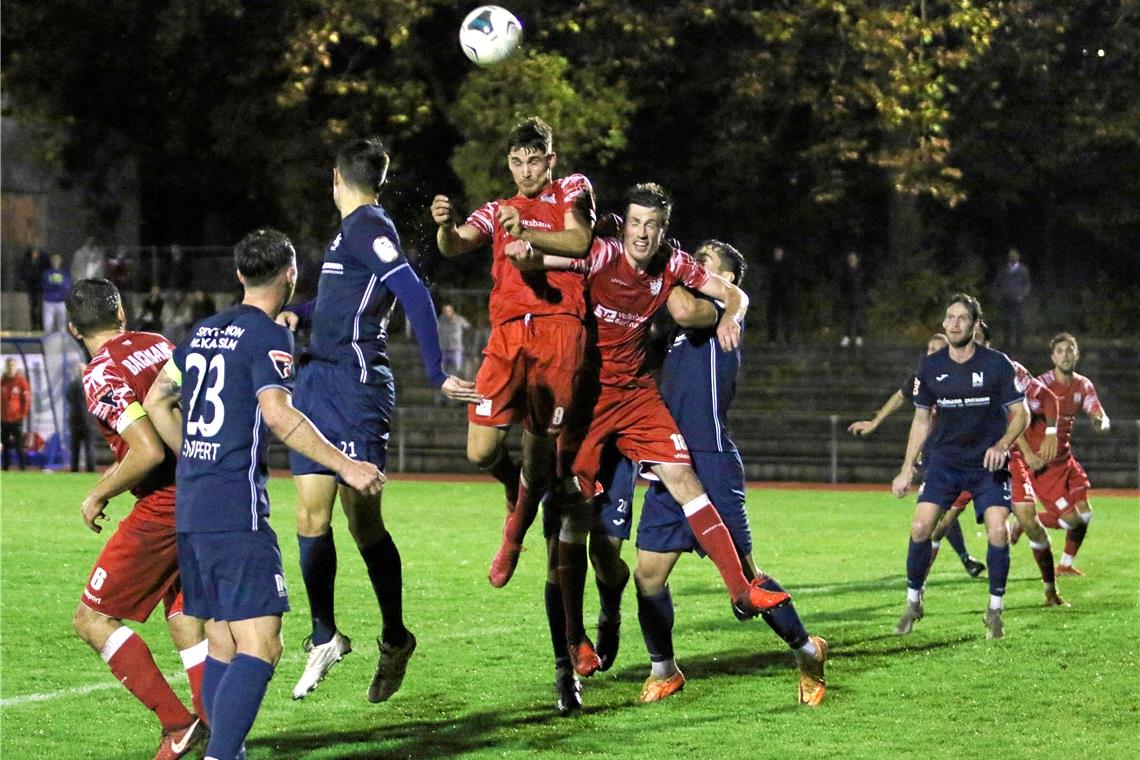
[1,472,1137,759]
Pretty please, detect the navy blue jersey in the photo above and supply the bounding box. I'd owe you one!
[306,205,446,388]
[900,371,918,401]
[657,304,739,453]
[173,305,295,533]
[913,344,1024,469]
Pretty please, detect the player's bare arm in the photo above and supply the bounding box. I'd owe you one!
[431,195,486,257]
[694,273,747,352]
[984,400,1029,471]
[499,203,592,258]
[892,407,932,498]
[849,390,906,436]
[80,416,167,533]
[666,287,717,328]
[1016,431,1047,471]
[257,387,385,496]
[504,239,575,271]
[142,362,183,454]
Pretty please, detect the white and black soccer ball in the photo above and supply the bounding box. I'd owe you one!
[459,5,523,66]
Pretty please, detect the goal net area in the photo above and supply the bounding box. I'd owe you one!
[2,331,88,469]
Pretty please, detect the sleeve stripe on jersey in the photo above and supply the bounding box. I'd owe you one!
[378,262,411,282]
[255,383,292,398]
[114,401,148,434]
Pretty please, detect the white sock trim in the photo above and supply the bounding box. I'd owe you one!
[681,494,711,517]
[1079,510,1093,525]
[797,639,818,658]
[930,540,941,550]
[100,626,135,664]
[1060,552,1075,566]
[179,640,208,669]
[1028,539,1050,551]
[989,595,1004,610]
[558,528,587,544]
[907,587,922,603]
[650,659,678,679]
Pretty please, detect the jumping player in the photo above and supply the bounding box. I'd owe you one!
[1023,333,1110,576]
[67,278,208,760]
[592,240,827,706]
[284,139,479,702]
[145,229,384,760]
[891,293,1028,640]
[430,116,595,588]
[849,333,986,578]
[510,184,792,688]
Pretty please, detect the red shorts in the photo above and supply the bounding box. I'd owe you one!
[949,456,1035,509]
[1028,455,1090,516]
[572,384,690,494]
[469,315,585,437]
[80,509,183,623]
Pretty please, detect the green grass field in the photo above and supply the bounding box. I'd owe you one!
[1,472,1137,759]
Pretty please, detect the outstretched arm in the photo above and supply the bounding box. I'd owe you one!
[431,195,487,258]
[849,391,906,436]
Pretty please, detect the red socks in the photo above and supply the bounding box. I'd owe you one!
[102,627,193,731]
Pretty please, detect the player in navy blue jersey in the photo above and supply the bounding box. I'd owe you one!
[144,229,384,760]
[589,240,827,707]
[891,293,1028,640]
[279,139,480,703]
[848,334,986,578]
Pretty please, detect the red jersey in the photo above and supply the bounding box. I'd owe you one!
[1036,369,1103,462]
[467,174,595,326]
[1,373,31,422]
[84,332,177,523]
[1014,360,1059,455]
[571,238,709,388]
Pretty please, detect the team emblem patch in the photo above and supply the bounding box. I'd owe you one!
[649,276,663,296]
[268,350,294,380]
[373,236,399,263]
[972,371,984,387]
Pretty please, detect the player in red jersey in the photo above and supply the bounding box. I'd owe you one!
[66,279,207,760]
[1027,333,1110,576]
[431,116,595,589]
[511,183,795,686]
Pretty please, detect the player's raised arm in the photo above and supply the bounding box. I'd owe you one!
[849,390,906,436]
[432,195,486,257]
[665,286,718,328]
[498,201,592,258]
[142,360,184,454]
[257,386,385,495]
[80,413,167,533]
[694,273,748,352]
[892,406,933,497]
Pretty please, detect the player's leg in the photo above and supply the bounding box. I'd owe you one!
[163,592,209,727]
[467,422,518,508]
[467,323,525,509]
[1058,500,1092,575]
[541,523,580,716]
[651,462,788,615]
[587,448,634,671]
[895,500,941,635]
[633,548,686,702]
[980,503,1012,639]
[489,429,554,587]
[203,616,282,760]
[1011,500,1066,605]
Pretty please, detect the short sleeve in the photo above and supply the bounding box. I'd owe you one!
[900,373,918,401]
[84,359,142,434]
[913,360,934,409]
[996,355,1025,408]
[559,174,597,226]
[671,249,710,291]
[251,324,296,396]
[465,202,497,238]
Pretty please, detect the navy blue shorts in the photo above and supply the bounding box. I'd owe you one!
[594,445,638,541]
[637,450,752,555]
[918,462,1012,522]
[177,525,290,622]
[289,360,395,480]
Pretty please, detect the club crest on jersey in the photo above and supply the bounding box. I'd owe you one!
[330,233,342,251]
[540,192,556,204]
[972,371,984,387]
[373,236,399,263]
[649,276,663,296]
[268,350,294,380]
[1073,392,1082,403]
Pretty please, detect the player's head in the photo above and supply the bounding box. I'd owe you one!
[506,116,555,198]
[622,183,672,266]
[942,292,982,349]
[973,319,991,346]
[235,228,297,306]
[441,303,456,318]
[1050,332,1079,372]
[3,358,17,376]
[926,333,949,355]
[334,138,390,201]
[66,279,125,338]
[695,240,746,286]
[50,253,63,269]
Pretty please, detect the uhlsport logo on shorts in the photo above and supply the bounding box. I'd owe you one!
[475,398,493,417]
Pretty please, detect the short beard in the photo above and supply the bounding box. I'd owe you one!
[949,332,974,349]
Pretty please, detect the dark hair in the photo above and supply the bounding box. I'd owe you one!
[946,292,983,324]
[336,138,390,194]
[67,279,122,335]
[696,240,746,287]
[506,116,553,155]
[1050,332,1078,351]
[235,229,296,286]
[976,319,991,343]
[625,182,673,227]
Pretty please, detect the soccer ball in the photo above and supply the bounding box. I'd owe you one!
[459,5,523,66]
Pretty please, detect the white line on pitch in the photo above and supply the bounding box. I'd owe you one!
[0,671,187,708]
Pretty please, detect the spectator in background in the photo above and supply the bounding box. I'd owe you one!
[67,363,96,473]
[20,247,51,330]
[42,253,72,333]
[136,285,165,333]
[436,303,471,405]
[840,250,867,348]
[766,245,795,344]
[2,358,31,471]
[997,248,1031,350]
[188,289,216,325]
[71,238,106,282]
